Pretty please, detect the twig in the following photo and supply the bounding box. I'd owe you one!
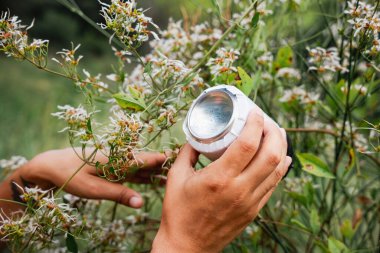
[55,149,98,196]
[285,127,339,137]
[182,0,259,80]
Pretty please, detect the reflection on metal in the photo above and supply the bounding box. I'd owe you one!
[188,90,234,142]
[183,85,255,161]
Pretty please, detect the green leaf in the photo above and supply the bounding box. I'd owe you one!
[251,12,260,28]
[297,153,335,179]
[328,237,349,253]
[66,233,78,253]
[86,118,92,134]
[310,208,321,234]
[113,93,146,111]
[290,218,309,231]
[304,182,315,207]
[340,219,355,240]
[288,191,308,207]
[273,46,293,72]
[144,61,152,75]
[237,67,256,96]
[211,0,222,16]
[315,241,330,253]
[128,86,142,99]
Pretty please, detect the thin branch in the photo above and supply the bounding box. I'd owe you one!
[55,149,98,196]
[181,0,259,80]
[285,128,339,137]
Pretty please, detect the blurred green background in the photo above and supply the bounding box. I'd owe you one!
[0,0,211,159]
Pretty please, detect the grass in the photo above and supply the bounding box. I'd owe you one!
[0,54,115,159]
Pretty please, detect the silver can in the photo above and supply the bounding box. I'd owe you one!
[183,85,282,161]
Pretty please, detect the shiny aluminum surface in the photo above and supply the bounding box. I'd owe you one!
[188,90,235,142]
[183,85,254,161]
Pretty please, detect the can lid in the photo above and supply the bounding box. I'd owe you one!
[187,89,236,143]
[183,85,254,160]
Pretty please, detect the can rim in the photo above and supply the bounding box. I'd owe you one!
[186,87,237,144]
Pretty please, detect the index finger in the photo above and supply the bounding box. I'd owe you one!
[211,107,264,177]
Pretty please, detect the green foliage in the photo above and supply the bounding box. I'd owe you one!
[1,0,379,252]
[66,233,79,253]
[297,153,335,179]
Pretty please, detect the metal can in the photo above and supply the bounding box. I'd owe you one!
[183,85,293,163]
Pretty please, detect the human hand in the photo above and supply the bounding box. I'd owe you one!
[19,148,166,208]
[152,108,292,253]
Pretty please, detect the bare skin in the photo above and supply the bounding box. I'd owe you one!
[0,108,291,252]
[152,109,291,253]
[0,149,167,215]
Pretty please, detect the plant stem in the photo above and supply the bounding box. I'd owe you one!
[55,149,98,196]
[0,199,28,207]
[285,128,339,137]
[182,0,258,80]
[56,0,125,49]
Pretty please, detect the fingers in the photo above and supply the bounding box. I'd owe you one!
[134,152,167,169]
[241,123,287,188]
[169,144,199,180]
[252,156,292,204]
[212,108,264,177]
[80,176,144,208]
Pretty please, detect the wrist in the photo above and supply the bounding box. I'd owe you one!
[152,228,217,253]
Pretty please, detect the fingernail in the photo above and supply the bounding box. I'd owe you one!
[285,156,292,167]
[129,196,143,208]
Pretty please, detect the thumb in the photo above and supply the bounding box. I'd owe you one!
[86,176,144,208]
[170,143,199,179]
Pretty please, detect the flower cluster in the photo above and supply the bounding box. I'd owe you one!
[81,69,109,92]
[279,86,320,108]
[345,1,380,37]
[0,156,27,171]
[276,67,301,81]
[207,48,240,76]
[345,1,380,56]
[149,19,191,61]
[52,43,83,77]
[232,2,272,29]
[307,47,348,73]
[99,0,159,48]
[1,185,79,250]
[149,19,222,67]
[104,111,142,149]
[51,105,98,146]
[94,111,144,180]
[0,11,48,63]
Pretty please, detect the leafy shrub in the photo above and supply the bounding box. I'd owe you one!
[0,0,379,252]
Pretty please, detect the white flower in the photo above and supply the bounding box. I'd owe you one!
[81,69,109,92]
[276,67,301,80]
[207,48,240,76]
[0,156,27,170]
[52,43,83,68]
[280,86,319,106]
[103,111,142,151]
[52,105,90,125]
[307,47,348,73]
[99,0,159,47]
[257,52,273,66]
[149,19,190,60]
[366,38,380,56]
[0,11,48,58]
[354,84,368,95]
[345,0,380,37]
